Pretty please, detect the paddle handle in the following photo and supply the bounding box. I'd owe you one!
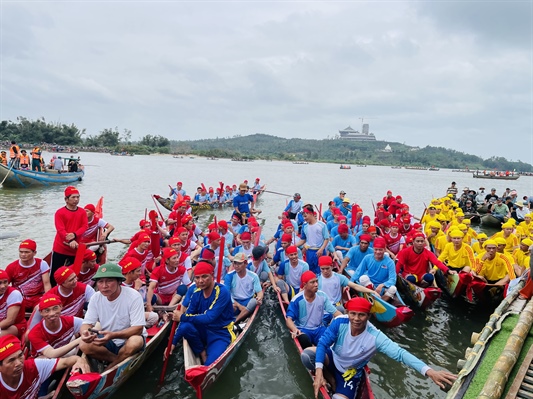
[159,308,180,385]
[216,236,226,283]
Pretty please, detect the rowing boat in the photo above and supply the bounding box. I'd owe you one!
[396,275,442,310]
[66,318,171,399]
[434,270,473,299]
[0,163,84,188]
[275,291,374,399]
[183,298,261,398]
[364,292,414,328]
[480,214,505,228]
[472,173,519,180]
[463,277,506,306]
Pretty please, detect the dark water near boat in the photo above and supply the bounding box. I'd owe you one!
[1,153,532,399]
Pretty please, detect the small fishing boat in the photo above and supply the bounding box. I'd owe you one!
[275,291,374,399]
[66,317,171,399]
[0,163,84,188]
[153,195,212,212]
[364,292,414,328]
[472,173,519,180]
[434,270,473,299]
[184,298,261,398]
[480,214,504,228]
[339,165,351,169]
[428,167,440,171]
[396,275,442,310]
[109,151,134,156]
[391,166,402,169]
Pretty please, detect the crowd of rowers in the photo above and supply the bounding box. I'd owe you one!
[2,182,533,398]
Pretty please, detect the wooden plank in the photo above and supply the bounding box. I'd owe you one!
[505,344,533,399]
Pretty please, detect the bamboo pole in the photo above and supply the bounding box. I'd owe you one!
[445,280,525,399]
[476,298,533,399]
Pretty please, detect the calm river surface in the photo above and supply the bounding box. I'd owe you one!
[1,152,532,399]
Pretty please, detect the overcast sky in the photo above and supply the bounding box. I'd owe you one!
[1,1,532,163]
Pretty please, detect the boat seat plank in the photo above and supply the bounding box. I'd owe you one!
[505,344,533,399]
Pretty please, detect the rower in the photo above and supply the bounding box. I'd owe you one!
[169,261,235,365]
[251,177,262,194]
[339,234,374,277]
[271,233,303,271]
[5,239,51,310]
[233,183,255,218]
[332,191,347,208]
[351,237,397,300]
[47,266,95,318]
[0,270,26,338]
[78,249,99,286]
[0,335,89,399]
[472,233,488,256]
[492,222,519,253]
[471,240,512,286]
[285,193,303,220]
[79,264,147,371]
[446,181,458,199]
[437,230,475,273]
[81,203,115,252]
[383,221,405,260]
[225,253,263,323]
[285,271,342,349]
[169,181,186,201]
[301,297,457,399]
[248,246,278,289]
[233,231,254,259]
[382,190,396,211]
[295,206,329,275]
[121,233,153,279]
[203,231,231,281]
[512,238,533,277]
[276,245,310,302]
[396,232,456,288]
[50,186,88,286]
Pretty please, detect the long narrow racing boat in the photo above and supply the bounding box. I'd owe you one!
[364,292,414,328]
[396,275,442,310]
[66,317,171,399]
[0,163,84,188]
[276,291,374,399]
[435,270,473,300]
[183,297,261,398]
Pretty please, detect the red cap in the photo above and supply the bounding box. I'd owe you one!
[207,232,221,242]
[281,233,292,243]
[182,215,193,225]
[183,195,191,201]
[402,217,411,224]
[387,190,392,194]
[218,220,228,229]
[395,195,402,200]
[338,216,347,222]
[162,247,178,261]
[54,266,75,285]
[300,271,317,288]
[19,239,37,251]
[413,232,426,240]
[0,335,22,361]
[303,208,315,215]
[168,236,181,246]
[285,245,298,254]
[177,181,182,185]
[84,204,96,213]
[83,249,97,262]
[0,270,8,281]
[139,234,151,243]
[64,186,79,197]
[362,216,371,224]
[378,219,390,228]
[338,224,349,234]
[318,256,333,267]
[119,257,142,274]
[373,237,386,249]
[195,261,214,276]
[39,294,63,310]
[367,226,377,233]
[390,221,399,228]
[139,219,149,228]
[200,248,215,260]
[359,234,372,243]
[240,232,252,241]
[176,227,187,235]
[345,297,372,313]
[255,178,260,181]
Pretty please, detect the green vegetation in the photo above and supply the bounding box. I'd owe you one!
[1,117,531,171]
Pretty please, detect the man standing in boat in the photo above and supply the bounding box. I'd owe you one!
[8,140,20,169]
[296,206,329,275]
[233,183,255,219]
[446,181,458,200]
[301,297,457,399]
[51,186,88,286]
[169,261,235,365]
[31,145,42,171]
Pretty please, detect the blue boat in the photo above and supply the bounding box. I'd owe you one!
[0,164,84,188]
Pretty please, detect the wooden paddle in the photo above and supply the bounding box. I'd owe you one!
[216,236,226,283]
[151,195,166,220]
[159,304,181,385]
[71,242,86,275]
[149,210,161,257]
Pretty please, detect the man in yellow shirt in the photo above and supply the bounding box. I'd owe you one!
[518,214,533,240]
[427,221,444,252]
[492,222,519,253]
[472,233,488,256]
[438,230,475,272]
[473,239,514,282]
[512,238,532,277]
[422,205,438,235]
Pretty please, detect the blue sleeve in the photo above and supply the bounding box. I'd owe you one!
[338,273,350,287]
[316,318,341,368]
[181,286,232,326]
[273,249,281,264]
[224,272,234,290]
[384,258,397,288]
[301,224,307,240]
[253,273,262,293]
[277,261,286,276]
[232,197,239,208]
[322,223,330,240]
[374,329,430,375]
[323,294,337,314]
[352,256,367,282]
[284,201,292,212]
[327,241,334,253]
[286,299,298,321]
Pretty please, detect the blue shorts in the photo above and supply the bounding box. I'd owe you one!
[324,347,363,399]
[103,335,146,355]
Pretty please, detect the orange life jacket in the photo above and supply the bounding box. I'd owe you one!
[32,147,41,159]
[9,145,20,159]
[0,155,7,165]
[19,155,30,165]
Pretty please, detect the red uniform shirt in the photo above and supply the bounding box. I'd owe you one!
[48,283,94,318]
[81,216,108,243]
[28,315,83,357]
[53,206,88,256]
[5,258,49,309]
[396,246,449,280]
[77,266,98,287]
[383,233,404,255]
[0,286,26,330]
[0,358,58,399]
[151,262,191,304]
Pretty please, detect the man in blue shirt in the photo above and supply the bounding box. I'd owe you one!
[233,183,255,217]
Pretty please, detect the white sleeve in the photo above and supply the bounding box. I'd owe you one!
[7,289,23,306]
[73,317,84,333]
[97,219,108,228]
[40,260,50,273]
[183,257,192,270]
[83,294,100,325]
[85,285,95,303]
[182,272,191,286]
[128,290,146,327]
[36,358,59,383]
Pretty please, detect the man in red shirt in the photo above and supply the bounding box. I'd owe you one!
[78,249,99,286]
[0,270,26,337]
[0,334,88,399]
[5,239,51,310]
[51,186,88,285]
[48,266,95,318]
[80,203,114,248]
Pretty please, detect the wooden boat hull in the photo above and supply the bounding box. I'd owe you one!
[396,275,442,310]
[472,173,519,180]
[464,213,481,224]
[184,300,261,398]
[464,277,506,306]
[276,291,374,399]
[480,214,504,228]
[476,204,489,214]
[365,293,414,328]
[66,321,170,399]
[0,164,84,188]
[435,270,473,299]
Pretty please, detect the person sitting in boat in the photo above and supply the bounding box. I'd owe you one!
[493,238,517,278]
[330,223,357,262]
[339,234,374,277]
[317,256,377,316]
[381,190,395,211]
[169,181,186,201]
[52,155,63,172]
[28,294,84,362]
[233,231,254,259]
[224,253,263,324]
[484,188,499,210]
[67,158,78,172]
[46,266,95,318]
[426,221,445,253]
[301,297,457,399]
[492,222,519,253]
[78,249,99,286]
[202,231,232,280]
[233,183,255,218]
[332,190,347,208]
[461,199,478,215]
[276,245,310,302]
[166,201,187,229]
[119,257,159,328]
[285,193,303,220]
[339,198,352,217]
[30,146,42,171]
[383,221,405,261]
[205,187,218,206]
[79,264,147,371]
[18,150,30,170]
[5,239,51,311]
[511,238,532,277]
[471,240,513,286]
[121,233,154,279]
[146,247,191,312]
[295,206,329,275]
[0,334,89,399]
[80,203,115,252]
[0,150,7,165]
[350,238,397,300]
[252,177,262,194]
[271,233,303,271]
[396,233,455,288]
[286,271,342,349]
[513,201,528,223]
[248,246,277,288]
[472,233,488,256]
[518,213,533,240]
[437,230,475,273]
[0,270,26,338]
[170,261,235,366]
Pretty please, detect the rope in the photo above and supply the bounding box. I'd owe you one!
[0,162,16,186]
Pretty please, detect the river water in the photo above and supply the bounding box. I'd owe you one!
[1,153,532,399]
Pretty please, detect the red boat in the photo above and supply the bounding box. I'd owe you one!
[396,275,442,310]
